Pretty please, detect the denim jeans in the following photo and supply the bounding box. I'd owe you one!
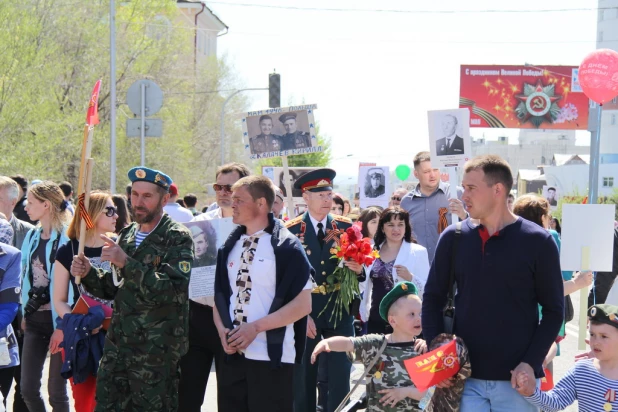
[21,311,69,412]
[460,378,539,412]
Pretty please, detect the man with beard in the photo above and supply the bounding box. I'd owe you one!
[70,166,194,411]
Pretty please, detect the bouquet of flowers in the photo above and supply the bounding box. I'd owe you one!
[319,224,379,326]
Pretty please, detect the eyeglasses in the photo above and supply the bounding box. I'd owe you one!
[391,197,402,201]
[104,206,118,217]
[213,184,233,193]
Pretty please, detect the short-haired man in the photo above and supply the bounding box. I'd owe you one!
[58,181,75,216]
[279,113,311,150]
[422,155,564,412]
[286,168,364,412]
[272,187,285,219]
[163,183,194,223]
[436,114,464,156]
[389,187,408,207]
[180,162,251,411]
[8,175,33,224]
[183,193,199,216]
[213,176,313,411]
[546,187,557,206]
[0,176,32,411]
[71,166,194,411]
[250,115,282,154]
[400,152,467,262]
[507,193,515,212]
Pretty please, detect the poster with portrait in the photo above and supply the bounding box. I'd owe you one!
[359,166,389,209]
[262,166,318,217]
[184,218,236,299]
[542,185,559,209]
[242,104,320,160]
[428,108,471,168]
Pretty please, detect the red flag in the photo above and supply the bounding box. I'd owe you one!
[86,80,101,126]
[403,339,459,391]
[540,368,554,391]
[582,196,588,204]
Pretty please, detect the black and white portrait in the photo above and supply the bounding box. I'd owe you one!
[428,108,471,168]
[435,114,465,156]
[359,166,389,209]
[364,167,386,198]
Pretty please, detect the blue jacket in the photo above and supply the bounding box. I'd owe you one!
[60,306,105,384]
[0,244,22,368]
[20,226,72,328]
[214,213,314,367]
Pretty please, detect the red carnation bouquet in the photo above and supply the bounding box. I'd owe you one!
[319,223,379,326]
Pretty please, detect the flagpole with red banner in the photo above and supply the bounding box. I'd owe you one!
[75,80,101,285]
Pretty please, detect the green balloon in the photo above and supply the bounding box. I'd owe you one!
[395,164,411,181]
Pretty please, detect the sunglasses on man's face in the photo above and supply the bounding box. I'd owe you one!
[213,184,233,193]
[104,206,118,217]
[391,196,401,202]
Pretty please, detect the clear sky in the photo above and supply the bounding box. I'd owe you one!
[209,0,598,181]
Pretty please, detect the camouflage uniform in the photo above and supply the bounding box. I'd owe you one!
[81,214,194,412]
[351,334,422,411]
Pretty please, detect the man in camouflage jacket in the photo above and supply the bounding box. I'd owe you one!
[72,167,194,411]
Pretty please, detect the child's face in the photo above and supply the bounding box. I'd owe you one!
[589,323,618,361]
[388,296,422,336]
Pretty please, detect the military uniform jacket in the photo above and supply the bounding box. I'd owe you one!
[81,214,194,361]
[286,212,363,325]
[250,134,282,154]
[365,185,385,198]
[282,131,311,150]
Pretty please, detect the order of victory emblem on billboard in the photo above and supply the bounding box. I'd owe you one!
[515,80,562,128]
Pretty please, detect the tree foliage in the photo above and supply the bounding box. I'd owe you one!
[0,0,247,196]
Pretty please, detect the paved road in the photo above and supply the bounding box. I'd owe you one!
[7,292,586,411]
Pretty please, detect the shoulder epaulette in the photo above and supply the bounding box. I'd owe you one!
[285,215,303,228]
[332,214,352,224]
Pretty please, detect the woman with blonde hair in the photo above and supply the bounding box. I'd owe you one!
[53,190,116,412]
[20,181,71,411]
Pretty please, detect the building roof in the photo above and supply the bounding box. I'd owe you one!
[176,0,228,29]
[517,169,542,181]
[552,154,590,166]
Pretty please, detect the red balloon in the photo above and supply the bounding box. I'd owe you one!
[578,49,618,104]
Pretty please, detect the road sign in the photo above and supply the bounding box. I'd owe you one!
[126,80,163,116]
[126,119,162,137]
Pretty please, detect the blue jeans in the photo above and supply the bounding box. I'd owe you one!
[460,378,539,412]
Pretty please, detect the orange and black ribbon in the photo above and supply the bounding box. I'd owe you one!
[78,193,95,230]
[438,207,449,234]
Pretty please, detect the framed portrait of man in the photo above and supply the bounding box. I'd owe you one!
[428,108,471,168]
[359,166,389,209]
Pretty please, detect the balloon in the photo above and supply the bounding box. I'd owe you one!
[578,49,618,104]
[395,164,411,181]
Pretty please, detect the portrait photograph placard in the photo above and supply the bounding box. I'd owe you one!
[262,166,319,216]
[359,166,389,209]
[542,185,559,209]
[428,108,471,168]
[242,104,320,160]
[184,218,236,299]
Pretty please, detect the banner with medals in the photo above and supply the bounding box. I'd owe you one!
[459,65,589,130]
[241,104,321,160]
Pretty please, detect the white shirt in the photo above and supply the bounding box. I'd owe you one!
[226,231,311,363]
[308,214,328,236]
[163,203,194,223]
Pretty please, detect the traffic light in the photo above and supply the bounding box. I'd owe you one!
[269,73,280,108]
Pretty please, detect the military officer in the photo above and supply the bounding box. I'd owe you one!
[364,167,386,198]
[250,115,282,154]
[189,224,216,267]
[286,168,365,412]
[71,166,194,411]
[279,112,311,150]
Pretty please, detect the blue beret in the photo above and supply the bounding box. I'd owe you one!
[127,167,172,190]
[379,281,419,322]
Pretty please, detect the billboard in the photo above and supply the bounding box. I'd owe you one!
[460,65,589,130]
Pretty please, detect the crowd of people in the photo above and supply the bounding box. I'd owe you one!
[0,151,616,411]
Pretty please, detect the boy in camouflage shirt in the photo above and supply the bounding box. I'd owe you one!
[312,282,427,411]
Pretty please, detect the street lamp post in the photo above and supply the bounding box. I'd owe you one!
[220,88,267,166]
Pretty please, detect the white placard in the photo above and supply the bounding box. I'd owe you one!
[428,108,471,168]
[359,166,390,209]
[560,204,615,271]
[184,218,236,298]
[542,185,559,210]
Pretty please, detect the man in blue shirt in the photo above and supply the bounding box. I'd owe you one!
[422,154,564,412]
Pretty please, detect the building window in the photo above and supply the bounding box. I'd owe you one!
[612,114,617,125]
[603,177,614,187]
